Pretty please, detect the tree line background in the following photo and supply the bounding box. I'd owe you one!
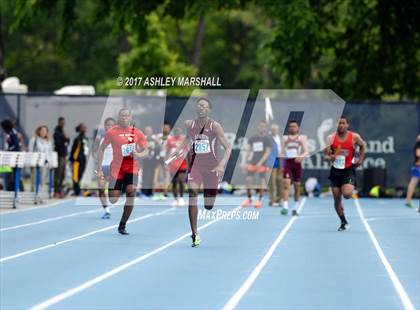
[1,0,419,100]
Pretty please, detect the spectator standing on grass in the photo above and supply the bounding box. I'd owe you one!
[53,117,70,198]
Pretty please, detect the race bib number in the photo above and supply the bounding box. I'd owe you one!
[333,155,346,169]
[194,140,210,154]
[121,143,135,157]
[286,148,298,158]
[159,149,167,157]
[252,142,264,152]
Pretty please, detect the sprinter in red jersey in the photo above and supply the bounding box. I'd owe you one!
[324,116,366,231]
[97,108,148,235]
[166,127,188,207]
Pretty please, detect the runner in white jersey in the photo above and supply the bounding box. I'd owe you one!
[93,117,116,219]
[153,122,171,200]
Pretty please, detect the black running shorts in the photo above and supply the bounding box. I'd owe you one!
[329,165,356,188]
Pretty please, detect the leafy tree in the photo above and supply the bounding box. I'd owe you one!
[263,0,420,99]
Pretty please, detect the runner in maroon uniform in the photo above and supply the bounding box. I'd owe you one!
[324,116,366,231]
[281,120,309,216]
[168,98,231,247]
[97,108,148,235]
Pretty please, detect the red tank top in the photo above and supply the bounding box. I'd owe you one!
[330,131,354,169]
[167,135,188,172]
[188,119,219,168]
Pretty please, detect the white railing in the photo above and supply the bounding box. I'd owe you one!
[0,151,58,208]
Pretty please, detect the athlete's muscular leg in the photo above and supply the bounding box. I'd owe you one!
[178,172,185,197]
[172,176,179,198]
[188,182,200,236]
[120,184,136,224]
[246,175,253,198]
[163,169,170,196]
[276,168,284,203]
[341,184,354,199]
[406,177,419,203]
[332,187,344,217]
[108,190,121,204]
[258,175,266,199]
[98,178,108,207]
[204,189,217,210]
[283,177,291,202]
[293,181,301,202]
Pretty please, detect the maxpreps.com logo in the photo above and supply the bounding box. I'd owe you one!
[198,209,259,221]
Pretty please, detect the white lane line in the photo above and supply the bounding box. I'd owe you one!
[30,206,241,310]
[0,199,76,215]
[366,216,419,222]
[0,208,175,263]
[0,206,120,232]
[223,198,307,310]
[355,198,416,310]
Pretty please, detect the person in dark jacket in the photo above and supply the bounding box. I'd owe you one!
[70,123,88,196]
[1,119,23,191]
[53,117,70,198]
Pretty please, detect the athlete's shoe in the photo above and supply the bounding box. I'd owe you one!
[191,234,201,247]
[405,202,415,208]
[292,210,299,216]
[178,197,186,207]
[118,224,129,235]
[254,201,262,209]
[338,222,349,231]
[241,199,252,208]
[101,212,111,219]
[171,199,179,207]
[281,208,288,215]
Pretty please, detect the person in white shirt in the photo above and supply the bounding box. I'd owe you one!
[268,124,284,206]
[93,117,116,219]
[29,125,53,192]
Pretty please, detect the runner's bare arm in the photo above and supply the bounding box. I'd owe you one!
[133,133,149,159]
[296,135,309,162]
[92,136,101,159]
[245,141,252,162]
[416,147,420,164]
[97,138,110,178]
[177,120,194,154]
[323,134,334,162]
[165,121,193,163]
[213,122,231,170]
[256,144,271,167]
[353,133,366,167]
[280,136,287,158]
[133,144,148,159]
